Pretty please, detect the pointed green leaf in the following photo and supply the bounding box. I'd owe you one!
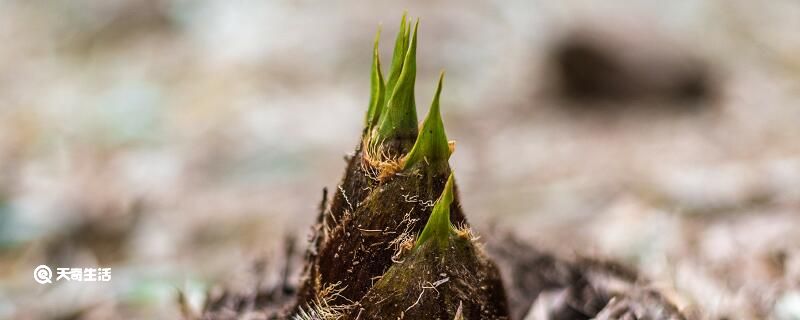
[373,19,419,149]
[365,28,385,127]
[385,13,408,98]
[416,172,455,248]
[404,72,450,169]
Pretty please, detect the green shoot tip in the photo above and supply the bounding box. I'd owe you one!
[403,72,450,169]
[416,173,456,248]
[372,17,419,150]
[385,13,409,96]
[365,28,385,127]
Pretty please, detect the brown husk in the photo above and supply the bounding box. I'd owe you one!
[351,231,510,319]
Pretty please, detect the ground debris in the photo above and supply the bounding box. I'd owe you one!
[487,234,686,320]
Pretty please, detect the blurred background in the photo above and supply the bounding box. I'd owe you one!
[1,0,799,319]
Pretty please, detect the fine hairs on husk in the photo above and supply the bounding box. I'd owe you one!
[350,174,510,319]
[352,231,509,319]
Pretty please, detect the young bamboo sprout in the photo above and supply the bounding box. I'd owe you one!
[293,15,489,317]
